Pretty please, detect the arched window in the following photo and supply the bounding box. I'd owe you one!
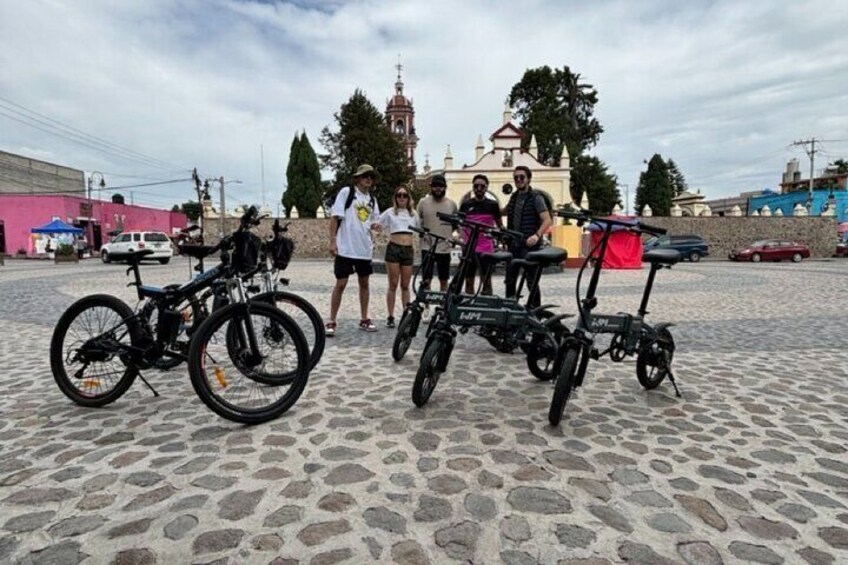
[395,120,405,134]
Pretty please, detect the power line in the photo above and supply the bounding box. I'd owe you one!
[0,95,189,171]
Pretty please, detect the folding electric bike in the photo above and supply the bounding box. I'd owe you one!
[412,212,570,406]
[548,209,682,426]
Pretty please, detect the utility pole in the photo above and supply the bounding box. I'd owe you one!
[791,138,818,210]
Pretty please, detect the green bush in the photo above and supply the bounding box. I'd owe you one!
[56,243,76,257]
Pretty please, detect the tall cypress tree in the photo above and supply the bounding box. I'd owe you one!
[282,134,301,218]
[319,89,412,211]
[635,154,673,216]
[295,132,323,218]
[666,159,688,197]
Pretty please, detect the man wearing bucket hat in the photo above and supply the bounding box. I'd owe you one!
[326,164,382,335]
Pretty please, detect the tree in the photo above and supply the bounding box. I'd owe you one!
[830,158,848,174]
[282,134,301,218]
[320,89,412,210]
[635,154,673,216]
[179,201,201,222]
[111,193,125,204]
[283,132,324,218]
[570,155,620,215]
[508,65,603,167]
[666,159,688,197]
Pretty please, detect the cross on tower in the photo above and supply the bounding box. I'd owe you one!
[396,56,403,81]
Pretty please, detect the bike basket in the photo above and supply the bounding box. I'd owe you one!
[267,235,295,271]
[231,231,262,273]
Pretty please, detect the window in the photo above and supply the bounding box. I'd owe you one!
[133,233,141,241]
[118,234,131,243]
[144,233,170,242]
[395,120,405,134]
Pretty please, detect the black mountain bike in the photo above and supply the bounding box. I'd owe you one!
[411,212,570,406]
[548,209,682,427]
[246,218,325,372]
[391,227,455,362]
[51,207,310,424]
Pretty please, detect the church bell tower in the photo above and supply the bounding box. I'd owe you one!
[386,61,418,169]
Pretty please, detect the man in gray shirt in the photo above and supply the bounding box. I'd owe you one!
[417,174,457,292]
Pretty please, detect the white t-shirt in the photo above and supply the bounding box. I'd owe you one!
[378,208,419,234]
[331,186,380,260]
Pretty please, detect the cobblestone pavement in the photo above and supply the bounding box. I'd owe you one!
[1,257,847,564]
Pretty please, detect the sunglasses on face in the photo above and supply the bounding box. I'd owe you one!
[473,184,488,189]
[431,185,445,189]
[513,175,526,181]
[396,193,409,198]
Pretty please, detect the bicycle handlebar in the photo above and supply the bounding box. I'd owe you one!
[555,208,666,236]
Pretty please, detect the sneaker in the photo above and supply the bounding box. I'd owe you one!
[386,316,395,328]
[359,319,378,332]
[325,321,336,337]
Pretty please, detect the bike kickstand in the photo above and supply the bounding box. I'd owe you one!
[137,372,160,397]
[667,370,682,398]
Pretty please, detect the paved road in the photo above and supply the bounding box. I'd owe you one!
[1,257,847,564]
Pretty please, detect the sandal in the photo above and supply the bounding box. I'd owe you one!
[325,321,336,337]
[359,319,378,332]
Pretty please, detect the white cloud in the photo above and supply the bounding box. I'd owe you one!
[1,0,846,210]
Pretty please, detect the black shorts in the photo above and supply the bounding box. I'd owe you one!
[421,250,451,282]
[334,255,373,279]
[385,242,414,266]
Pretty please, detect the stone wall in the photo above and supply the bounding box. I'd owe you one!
[636,217,838,258]
[204,216,839,260]
[204,218,422,260]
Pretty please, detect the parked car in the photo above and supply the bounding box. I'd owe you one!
[643,234,709,262]
[729,240,810,263]
[100,231,173,264]
[836,239,848,258]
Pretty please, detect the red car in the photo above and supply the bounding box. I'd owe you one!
[729,239,811,262]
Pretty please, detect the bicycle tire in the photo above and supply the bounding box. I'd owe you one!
[50,294,142,407]
[636,327,675,390]
[548,346,580,426]
[392,306,421,362]
[252,290,325,371]
[188,302,310,424]
[412,337,446,407]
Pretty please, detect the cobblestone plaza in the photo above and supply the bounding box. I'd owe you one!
[1,258,846,564]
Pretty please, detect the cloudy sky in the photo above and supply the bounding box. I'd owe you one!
[1,0,846,212]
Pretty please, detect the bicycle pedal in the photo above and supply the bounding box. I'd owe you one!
[589,349,600,360]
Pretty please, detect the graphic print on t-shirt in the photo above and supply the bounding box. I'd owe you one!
[355,201,373,222]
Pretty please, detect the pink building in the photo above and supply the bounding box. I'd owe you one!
[0,194,187,256]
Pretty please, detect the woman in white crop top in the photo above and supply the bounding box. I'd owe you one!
[378,185,419,327]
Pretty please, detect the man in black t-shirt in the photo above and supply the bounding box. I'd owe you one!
[504,166,552,308]
[459,174,502,295]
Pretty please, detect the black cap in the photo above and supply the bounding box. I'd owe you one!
[430,174,447,187]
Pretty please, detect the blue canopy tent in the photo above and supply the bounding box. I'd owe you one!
[31,219,83,234]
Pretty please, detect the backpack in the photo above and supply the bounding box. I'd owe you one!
[266,235,295,271]
[335,186,376,227]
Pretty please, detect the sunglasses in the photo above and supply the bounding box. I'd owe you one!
[473,184,488,189]
[431,185,446,189]
[396,193,409,198]
[513,175,526,181]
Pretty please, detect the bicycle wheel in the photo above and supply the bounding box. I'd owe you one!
[188,302,309,424]
[526,332,561,381]
[636,327,675,390]
[50,294,142,407]
[548,346,580,426]
[252,290,325,371]
[392,305,421,362]
[412,337,447,407]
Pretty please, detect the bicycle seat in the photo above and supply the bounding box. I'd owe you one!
[123,249,156,264]
[478,251,513,265]
[525,247,567,266]
[138,285,169,299]
[179,244,217,259]
[643,248,681,265]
